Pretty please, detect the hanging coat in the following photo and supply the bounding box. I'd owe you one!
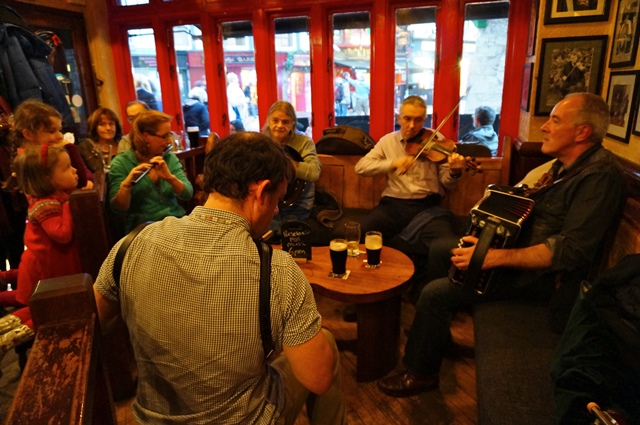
[0,21,74,131]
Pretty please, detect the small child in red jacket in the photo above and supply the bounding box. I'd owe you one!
[0,143,82,353]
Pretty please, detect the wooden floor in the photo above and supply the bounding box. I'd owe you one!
[115,295,477,424]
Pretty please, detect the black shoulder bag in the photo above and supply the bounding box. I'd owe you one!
[112,222,275,360]
[254,239,275,359]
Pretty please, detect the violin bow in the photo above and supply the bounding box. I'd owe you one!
[413,86,472,161]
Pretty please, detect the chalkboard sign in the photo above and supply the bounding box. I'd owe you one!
[281,221,312,261]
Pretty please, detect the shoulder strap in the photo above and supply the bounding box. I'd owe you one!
[111,224,275,359]
[112,221,153,288]
[254,239,274,360]
[529,158,609,198]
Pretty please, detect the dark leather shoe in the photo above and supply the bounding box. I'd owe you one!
[377,370,439,397]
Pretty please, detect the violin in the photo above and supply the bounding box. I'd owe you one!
[405,128,482,174]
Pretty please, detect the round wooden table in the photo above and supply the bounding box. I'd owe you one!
[294,244,414,382]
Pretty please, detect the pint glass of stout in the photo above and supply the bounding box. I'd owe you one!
[187,126,200,149]
[365,231,383,268]
[329,238,348,277]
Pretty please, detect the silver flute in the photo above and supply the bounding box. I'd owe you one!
[132,144,173,185]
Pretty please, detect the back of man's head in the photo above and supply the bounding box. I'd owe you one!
[188,86,208,103]
[566,92,610,143]
[203,132,294,199]
[474,106,496,126]
[230,120,245,132]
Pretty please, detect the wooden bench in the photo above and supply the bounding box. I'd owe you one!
[601,157,640,268]
[6,274,117,424]
[317,150,507,216]
[313,140,509,247]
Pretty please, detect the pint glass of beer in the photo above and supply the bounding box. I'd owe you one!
[187,126,200,149]
[365,231,383,268]
[329,238,348,277]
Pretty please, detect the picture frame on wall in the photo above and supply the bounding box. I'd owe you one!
[535,36,607,116]
[521,64,533,112]
[544,0,610,25]
[606,71,639,143]
[609,0,640,68]
[633,94,640,136]
[527,0,540,56]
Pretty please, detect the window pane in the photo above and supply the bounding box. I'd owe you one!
[394,7,436,130]
[222,21,259,132]
[173,24,209,136]
[128,28,163,111]
[457,1,509,155]
[333,12,371,133]
[274,17,311,133]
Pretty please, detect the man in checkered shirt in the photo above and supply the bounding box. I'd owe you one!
[94,132,345,424]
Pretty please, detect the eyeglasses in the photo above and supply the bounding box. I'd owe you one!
[150,132,174,140]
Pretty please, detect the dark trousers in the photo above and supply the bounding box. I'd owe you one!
[362,196,459,300]
[361,195,444,242]
[403,277,480,376]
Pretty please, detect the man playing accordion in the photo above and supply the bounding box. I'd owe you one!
[377,92,627,397]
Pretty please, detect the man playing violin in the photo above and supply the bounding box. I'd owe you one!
[377,92,626,398]
[355,95,467,279]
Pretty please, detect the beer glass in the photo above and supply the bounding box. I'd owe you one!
[187,126,199,149]
[329,238,348,277]
[174,130,184,151]
[365,231,383,268]
[344,221,361,257]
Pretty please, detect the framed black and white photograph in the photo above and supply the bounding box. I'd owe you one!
[544,0,610,25]
[606,71,639,143]
[521,63,533,112]
[609,0,640,68]
[535,36,607,116]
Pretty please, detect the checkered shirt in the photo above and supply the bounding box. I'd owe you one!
[94,206,322,424]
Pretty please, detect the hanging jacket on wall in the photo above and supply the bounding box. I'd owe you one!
[0,21,74,131]
[552,254,640,424]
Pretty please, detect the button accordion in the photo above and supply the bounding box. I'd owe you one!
[448,185,535,295]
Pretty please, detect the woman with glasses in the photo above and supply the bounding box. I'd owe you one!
[79,107,124,173]
[108,110,193,232]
